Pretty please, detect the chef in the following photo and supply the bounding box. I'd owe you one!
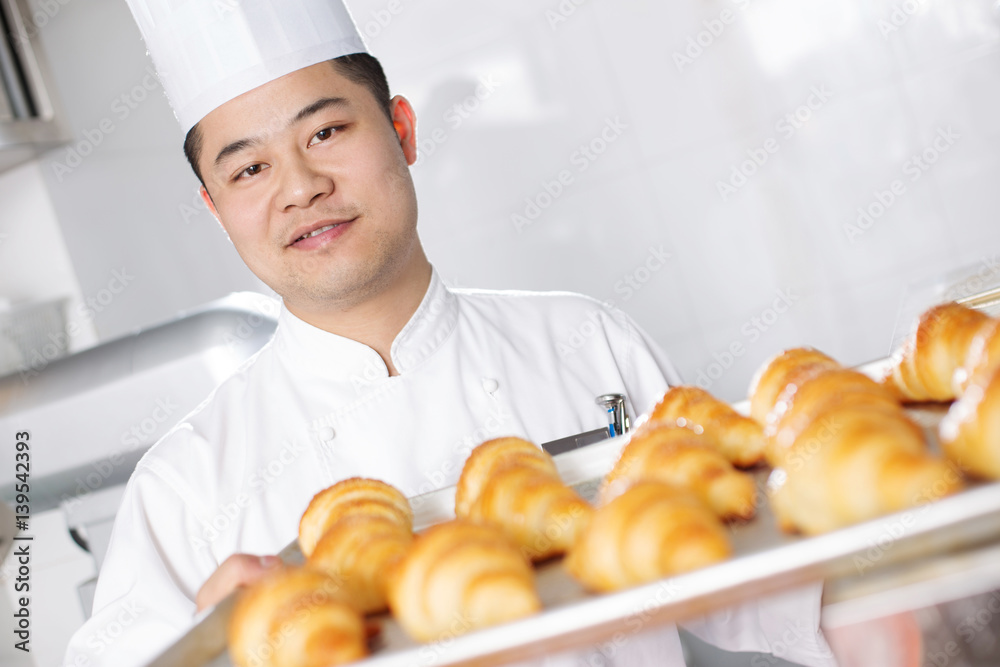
[62,1,836,666]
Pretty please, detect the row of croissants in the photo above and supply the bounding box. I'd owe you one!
[227,299,1000,667]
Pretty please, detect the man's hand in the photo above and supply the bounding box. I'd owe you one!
[195,553,283,613]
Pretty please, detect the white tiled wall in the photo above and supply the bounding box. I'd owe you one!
[7,0,1000,404]
[362,0,1000,400]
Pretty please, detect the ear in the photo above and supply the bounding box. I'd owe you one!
[200,186,231,238]
[389,95,418,166]
[200,186,222,223]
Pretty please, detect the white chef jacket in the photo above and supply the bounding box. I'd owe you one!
[62,267,835,667]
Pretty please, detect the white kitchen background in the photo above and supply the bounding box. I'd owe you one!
[1,0,999,664]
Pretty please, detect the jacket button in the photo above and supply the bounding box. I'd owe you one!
[319,426,336,442]
[482,378,499,394]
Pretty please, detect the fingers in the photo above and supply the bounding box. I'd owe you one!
[195,553,283,613]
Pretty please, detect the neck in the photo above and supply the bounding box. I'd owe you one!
[284,251,433,376]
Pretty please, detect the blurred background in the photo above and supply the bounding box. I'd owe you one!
[0,0,999,664]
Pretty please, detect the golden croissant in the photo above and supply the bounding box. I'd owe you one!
[388,519,540,642]
[955,319,1000,394]
[643,385,765,467]
[764,367,901,468]
[299,478,413,614]
[748,347,841,424]
[454,437,557,516]
[940,366,1000,479]
[455,437,592,561]
[885,302,993,402]
[769,403,963,535]
[309,514,413,615]
[228,566,367,667]
[565,481,731,592]
[299,477,412,557]
[602,424,756,520]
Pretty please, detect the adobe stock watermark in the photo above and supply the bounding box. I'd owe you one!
[579,580,683,666]
[356,0,411,42]
[237,574,348,667]
[944,255,1000,302]
[558,245,672,358]
[414,609,482,666]
[695,288,799,389]
[178,184,210,224]
[50,66,162,182]
[545,0,589,30]
[410,404,512,508]
[220,298,280,351]
[955,590,1000,644]
[511,116,628,233]
[74,597,145,659]
[10,0,74,46]
[919,588,1000,667]
[16,267,135,382]
[190,437,309,551]
[413,74,503,168]
[877,0,929,39]
[673,0,755,73]
[852,463,962,575]
[749,618,830,667]
[61,397,179,513]
[843,126,959,244]
[717,85,833,202]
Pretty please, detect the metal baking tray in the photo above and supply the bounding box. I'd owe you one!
[148,397,1000,667]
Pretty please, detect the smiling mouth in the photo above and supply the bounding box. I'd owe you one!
[289,217,358,246]
[296,224,339,242]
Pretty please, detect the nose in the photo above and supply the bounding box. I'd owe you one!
[276,156,333,210]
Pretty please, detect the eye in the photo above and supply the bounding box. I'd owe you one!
[307,126,340,148]
[234,163,267,181]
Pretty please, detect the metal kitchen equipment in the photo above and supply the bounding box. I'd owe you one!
[0,291,278,511]
[0,291,279,620]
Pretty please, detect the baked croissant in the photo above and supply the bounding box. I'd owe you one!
[749,347,841,424]
[454,437,556,516]
[768,403,963,535]
[456,437,592,561]
[940,366,1000,479]
[388,519,541,642]
[565,481,731,592]
[643,385,765,467]
[309,514,413,614]
[299,477,412,557]
[229,566,367,667]
[602,424,756,520]
[955,318,1000,394]
[299,478,413,614]
[764,367,902,468]
[885,302,993,402]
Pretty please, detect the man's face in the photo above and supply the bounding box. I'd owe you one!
[197,61,420,311]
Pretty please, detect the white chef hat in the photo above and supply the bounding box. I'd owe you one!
[124,0,368,133]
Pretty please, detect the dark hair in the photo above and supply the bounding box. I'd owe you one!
[183,52,392,186]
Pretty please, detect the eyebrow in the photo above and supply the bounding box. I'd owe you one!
[213,97,352,168]
[291,96,350,125]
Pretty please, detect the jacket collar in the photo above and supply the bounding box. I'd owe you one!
[272,267,459,382]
